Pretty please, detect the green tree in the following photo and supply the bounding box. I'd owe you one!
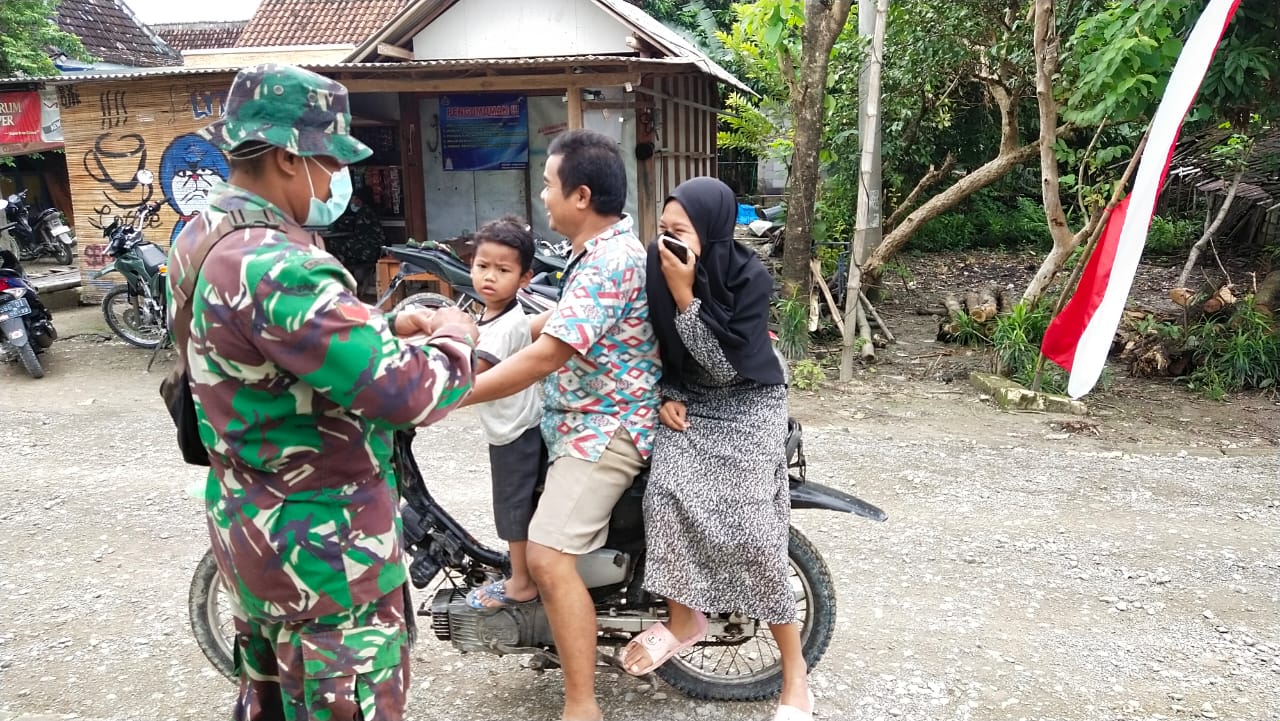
[0,0,88,79]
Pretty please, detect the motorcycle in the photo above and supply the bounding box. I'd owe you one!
[189,415,886,700]
[379,236,569,316]
[94,170,168,349]
[0,190,75,265]
[0,248,58,378]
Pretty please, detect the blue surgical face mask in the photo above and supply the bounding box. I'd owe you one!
[303,157,352,227]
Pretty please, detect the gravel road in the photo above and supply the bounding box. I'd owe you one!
[1,313,1277,721]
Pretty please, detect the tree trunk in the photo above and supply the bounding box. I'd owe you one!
[1021,0,1096,308]
[1176,167,1245,288]
[863,141,1041,276]
[779,0,854,304]
[1254,270,1280,317]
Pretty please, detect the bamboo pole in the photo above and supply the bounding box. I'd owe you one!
[1030,131,1151,391]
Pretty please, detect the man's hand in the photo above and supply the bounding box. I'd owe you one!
[659,399,688,431]
[394,307,479,344]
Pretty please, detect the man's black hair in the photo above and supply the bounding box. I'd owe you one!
[473,215,535,273]
[547,129,626,217]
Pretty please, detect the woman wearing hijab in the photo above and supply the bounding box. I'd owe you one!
[620,177,812,720]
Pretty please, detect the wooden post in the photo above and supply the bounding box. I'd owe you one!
[399,93,426,244]
[567,87,583,130]
[635,78,658,244]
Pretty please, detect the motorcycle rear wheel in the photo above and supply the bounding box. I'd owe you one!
[189,549,235,681]
[18,342,44,378]
[102,285,164,349]
[652,526,837,701]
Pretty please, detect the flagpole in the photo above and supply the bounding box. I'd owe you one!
[1031,130,1151,392]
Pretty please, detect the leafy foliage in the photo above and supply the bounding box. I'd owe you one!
[1186,300,1280,398]
[992,302,1066,393]
[0,0,89,78]
[790,359,826,390]
[1145,216,1201,257]
[910,189,1051,252]
[773,292,810,360]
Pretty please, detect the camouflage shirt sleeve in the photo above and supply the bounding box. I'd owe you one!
[248,249,474,429]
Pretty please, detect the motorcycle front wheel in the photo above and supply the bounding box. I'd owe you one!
[653,526,837,701]
[50,240,72,266]
[392,291,483,320]
[17,342,44,378]
[189,549,235,681]
[102,285,164,349]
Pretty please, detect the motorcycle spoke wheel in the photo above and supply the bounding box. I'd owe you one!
[653,527,837,701]
[52,243,73,265]
[188,549,236,681]
[102,285,165,349]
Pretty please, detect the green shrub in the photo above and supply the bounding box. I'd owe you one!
[1185,299,1280,398]
[773,292,810,360]
[991,302,1066,393]
[790,359,825,391]
[1146,216,1200,257]
[909,189,1052,252]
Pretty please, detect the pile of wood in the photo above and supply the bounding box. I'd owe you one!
[937,286,1012,341]
[1116,271,1280,379]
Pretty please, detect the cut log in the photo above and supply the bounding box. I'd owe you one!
[970,287,999,323]
[939,294,965,340]
[964,291,982,316]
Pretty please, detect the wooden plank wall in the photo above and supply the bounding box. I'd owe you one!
[652,74,720,214]
[58,75,235,301]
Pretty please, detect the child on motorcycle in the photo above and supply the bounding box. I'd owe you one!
[464,216,547,609]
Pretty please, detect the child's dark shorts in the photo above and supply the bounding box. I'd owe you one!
[488,425,548,542]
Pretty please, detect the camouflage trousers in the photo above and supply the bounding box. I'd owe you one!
[231,588,409,721]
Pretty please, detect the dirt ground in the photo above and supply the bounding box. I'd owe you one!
[1,277,1277,721]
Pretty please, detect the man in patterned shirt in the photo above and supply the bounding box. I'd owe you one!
[467,128,661,721]
[167,64,478,720]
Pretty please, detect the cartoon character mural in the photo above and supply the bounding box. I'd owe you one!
[160,134,229,241]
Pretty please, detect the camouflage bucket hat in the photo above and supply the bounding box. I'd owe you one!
[198,63,371,165]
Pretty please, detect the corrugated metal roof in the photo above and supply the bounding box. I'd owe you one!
[6,56,705,85]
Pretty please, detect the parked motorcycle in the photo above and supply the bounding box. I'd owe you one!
[0,190,75,265]
[380,236,570,316]
[0,248,57,378]
[189,416,886,699]
[94,170,168,349]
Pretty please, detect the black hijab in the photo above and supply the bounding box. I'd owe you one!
[647,177,785,390]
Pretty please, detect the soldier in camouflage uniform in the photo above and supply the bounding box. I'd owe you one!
[330,186,386,299]
[166,64,479,721]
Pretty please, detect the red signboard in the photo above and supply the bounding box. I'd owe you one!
[0,92,43,145]
[0,90,62,156]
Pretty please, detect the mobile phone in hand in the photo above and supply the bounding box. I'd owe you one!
[660,234,690,262]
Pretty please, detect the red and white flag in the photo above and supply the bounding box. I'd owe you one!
[1041,0,1242,399]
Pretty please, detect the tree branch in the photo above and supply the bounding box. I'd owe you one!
[886,153,957,230]
[1033,0,1073,249]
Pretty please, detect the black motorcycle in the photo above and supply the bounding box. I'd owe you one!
[0,249,57,378]
[0,190,75,265]
[189,420,886,700]
[379,237,569,317]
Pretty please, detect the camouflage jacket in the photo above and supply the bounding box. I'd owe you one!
[329,205,386,266]
[167,182,475,623]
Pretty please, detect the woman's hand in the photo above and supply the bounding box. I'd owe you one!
[658,241,697,312]
[659,399,689,432]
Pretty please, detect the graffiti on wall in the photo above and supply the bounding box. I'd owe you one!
[98,91,129,129]
[160,134,229,241]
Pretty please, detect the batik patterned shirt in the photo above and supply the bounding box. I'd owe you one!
[541,215,661,463]
[167,182,475,623]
